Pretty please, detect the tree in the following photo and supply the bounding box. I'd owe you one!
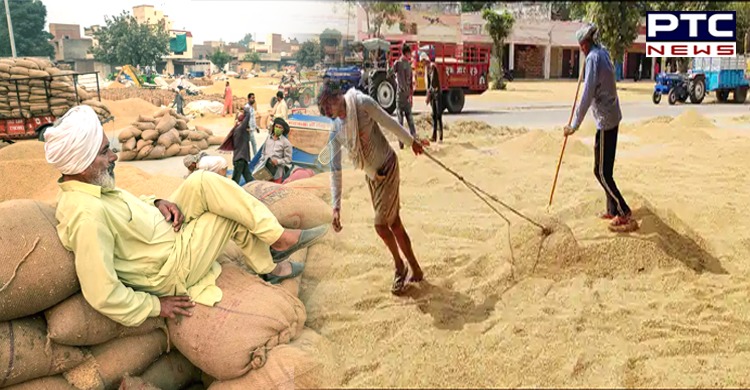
[243,52,261,64]
[320,28,342,48]
[583,2,641,69]
[295,40,322,68]
[91,11,170,66]
[461,2,496,13]
[352,1,405,38]
[0,0,54,57]
[482,8,514,90]
[210,49,232,71]
[238,33,253,47]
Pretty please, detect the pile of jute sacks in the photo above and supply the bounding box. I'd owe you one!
[117,107,224,161]
[0,57,112,122]
[0,180,339,389]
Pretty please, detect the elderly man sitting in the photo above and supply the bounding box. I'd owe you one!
[197,155,229,177]
[183,152,208,178]
[44,106,328,326]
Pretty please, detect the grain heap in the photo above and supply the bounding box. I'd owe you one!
[100,88,248,113]
[0,57,112,122]
[117,107,223,161]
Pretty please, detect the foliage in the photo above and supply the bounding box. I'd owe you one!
[351,1,405,38]
[583,2,641,66]
[0,0,54,57]
[238,33,253,47]
[320,28,343,48]
[91,10,170,66]
[243,52,261,63]
[461,2,496,13]
[295,40,322,68]
[210,49,232,70]
[482,8,514,90]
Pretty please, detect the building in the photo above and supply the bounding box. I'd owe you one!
[132,4,194,75]
[47,23,112,79]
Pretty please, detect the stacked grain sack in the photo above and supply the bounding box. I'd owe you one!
[0,57,112,122]
[0,191,339,389]
[117,107,223,161]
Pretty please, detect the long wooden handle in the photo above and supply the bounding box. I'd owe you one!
[548,64,585,209]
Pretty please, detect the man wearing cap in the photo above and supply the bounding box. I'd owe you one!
[44,106,328,327]
[564,24,638,232]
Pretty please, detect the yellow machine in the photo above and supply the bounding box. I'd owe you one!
[114,65,142,88]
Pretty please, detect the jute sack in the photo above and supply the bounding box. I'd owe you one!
[136,145,154,160]
[117,127,142,142]
[122,137,137,152]
[187,130,208,141]
[177,145,195,156]
[145,145,166,160]
[4,375,76,390]
[208,135,223,145]
[0,200,79,321]
[140,350,201,390]
[45,293,165,346]
[117,376,160,390]
[195,125,214,135]
[14,59,38,69]
[167,264,306,381]
[141,129,159,142]
[155,115,177,134]
[165,143,181,157]
[136,139,153,150]
[134,122,156,131]
[156,130,179,148]
[63,331,169,390]
[242,181,333,230]
[208,329,339,390]
[196,139,209,150]
[118,150,137,161]
[175,119,188,130]
[138,115,156,123]
[0,316,86,387]
[153,107,171,118]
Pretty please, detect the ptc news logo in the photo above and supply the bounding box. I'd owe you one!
[647,11,737,57]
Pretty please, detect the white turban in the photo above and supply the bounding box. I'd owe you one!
[197,155,228,174]
[576,23,597,44]
[44,105,104,175]
[419,52,430,62]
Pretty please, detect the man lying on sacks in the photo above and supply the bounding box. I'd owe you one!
[43,105,328,326]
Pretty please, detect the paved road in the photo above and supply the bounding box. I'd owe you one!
[409,100,750,129]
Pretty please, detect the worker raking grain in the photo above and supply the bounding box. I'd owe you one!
[317,80,426,295]
[42,105,328,327]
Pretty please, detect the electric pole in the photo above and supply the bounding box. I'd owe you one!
[4,0,16,57]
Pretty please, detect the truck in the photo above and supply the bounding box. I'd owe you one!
[0,71,108,143]
[323,38,491,115]
[653,56,749,105]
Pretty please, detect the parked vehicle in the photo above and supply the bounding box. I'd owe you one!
[691,56,749,104]
[652,73,698,105]
[0,71,108,143]
[270,74,316,109]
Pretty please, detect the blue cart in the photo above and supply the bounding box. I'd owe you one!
[691,57,749,104]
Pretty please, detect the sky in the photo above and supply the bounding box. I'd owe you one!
[41,0,356,43]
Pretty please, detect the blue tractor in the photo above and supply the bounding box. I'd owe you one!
[653,57,749,105]
[322,38,397,115]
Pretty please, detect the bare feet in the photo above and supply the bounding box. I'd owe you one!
[408,268,424,283]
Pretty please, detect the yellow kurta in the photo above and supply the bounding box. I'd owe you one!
[55,171,285,327]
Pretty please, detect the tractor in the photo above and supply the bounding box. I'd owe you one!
[270,74,316,109]
[652,72,706,105]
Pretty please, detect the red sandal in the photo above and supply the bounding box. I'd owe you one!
[608,214,639,233]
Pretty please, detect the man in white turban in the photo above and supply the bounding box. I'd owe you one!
[45,105,328,327]
[564,23,638,233]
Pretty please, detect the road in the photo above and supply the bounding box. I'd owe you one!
[409,100,750,129]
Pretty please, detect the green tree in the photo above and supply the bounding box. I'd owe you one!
[351,1,405,38]
[482,8,514,90]
[243,52,261,64]
[295,40,322,68]
[0,0,54,57]
[320,28,342,48]
[91,11,170,66]
[238,33,253,47]
[461,2,496,13]
[210,49,232,71]
[582,2,641,68]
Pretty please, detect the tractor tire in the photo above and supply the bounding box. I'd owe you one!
[689,78,706,104]
[270,96,278,108]
[734,86,748,104]
[444,88,466,114]
[668,89,678,105]
[369,73,396,115]
[286,98,296,109]
[652,91,661,104]
[716,89,730,103]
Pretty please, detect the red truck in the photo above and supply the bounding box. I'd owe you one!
[0,71,107,143]
[388,40,492,114]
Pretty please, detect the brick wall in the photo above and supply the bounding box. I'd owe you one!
[515,45,545,79]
